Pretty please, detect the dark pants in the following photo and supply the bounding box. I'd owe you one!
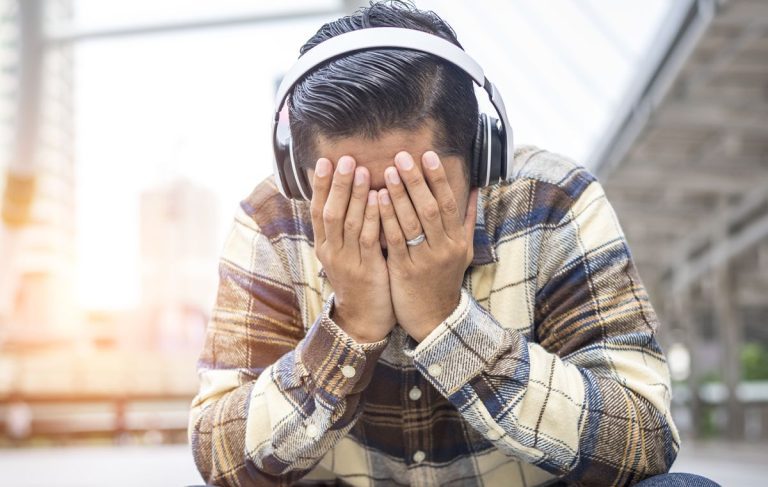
[635,472,720,486]
[188,472,720,486]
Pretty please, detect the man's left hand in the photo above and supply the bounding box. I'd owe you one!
[377,150,478,343]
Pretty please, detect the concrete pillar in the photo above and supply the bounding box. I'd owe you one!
[11,0,44,178]
[712,265,744,439]
[672,289,704,438]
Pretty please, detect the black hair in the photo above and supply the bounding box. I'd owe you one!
[288,0,478,180]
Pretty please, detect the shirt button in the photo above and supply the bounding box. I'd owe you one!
[486,429,502,441]
[305,423,319,439]
[413,450,426,464]
[427,363,443,377]
[408,387,422,401]
[341,365,356,378]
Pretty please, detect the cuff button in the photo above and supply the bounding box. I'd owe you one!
[305,423,319,439]
[427,363,443,377]
[341,365,356,378]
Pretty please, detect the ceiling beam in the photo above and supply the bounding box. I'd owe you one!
[652,103,768,135]
[664,185,768,291]
[710,0,768,28]
[46,7,343,45]
[590,0,718,177]
[684,18,766,90]
[607,165,768,193]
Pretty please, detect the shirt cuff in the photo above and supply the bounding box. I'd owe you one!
[296,293,389,406]
[412,288,518,397]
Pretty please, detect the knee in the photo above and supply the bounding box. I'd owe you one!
[635,472,720,486]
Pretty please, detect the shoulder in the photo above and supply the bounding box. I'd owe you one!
[474,146,603,247]
[510,145,597,200]
[481,145,600,222]
[237,175,312,243]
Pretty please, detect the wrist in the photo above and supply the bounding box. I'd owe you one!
[330,300,388,344]
[406,290,462,342]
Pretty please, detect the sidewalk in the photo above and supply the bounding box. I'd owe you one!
[0,440,765,486]
[671,440,768,485]
[0,444,201,487]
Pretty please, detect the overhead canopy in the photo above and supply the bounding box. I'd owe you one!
[598,0,768,318]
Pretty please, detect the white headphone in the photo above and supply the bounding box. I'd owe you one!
[272,27,515,200]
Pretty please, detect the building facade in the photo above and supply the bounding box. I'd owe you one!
[0,0,79,345]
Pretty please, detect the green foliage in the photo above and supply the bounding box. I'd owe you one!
[700,370,721,384]
[742,343,768,381]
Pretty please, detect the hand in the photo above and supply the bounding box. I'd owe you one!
[310,155,396,344]
[378,150,478,342]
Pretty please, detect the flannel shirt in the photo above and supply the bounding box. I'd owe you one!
[188,145,680,486]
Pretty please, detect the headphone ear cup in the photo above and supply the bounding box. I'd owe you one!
[470,113,486,188]
[273,107,313,200]
[487,115,504,184]
[273,107,296,199]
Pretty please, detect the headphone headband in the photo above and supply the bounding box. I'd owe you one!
[272,27,515,198]
[274,27,485,110]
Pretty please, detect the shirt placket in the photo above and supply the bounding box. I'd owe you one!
[401,334,433,486]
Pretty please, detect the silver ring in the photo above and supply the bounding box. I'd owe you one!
[405,233,426,247]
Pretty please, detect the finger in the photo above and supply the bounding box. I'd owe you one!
[384,166,423,241]
[421,151,463,241]
[464,188,479,262]
[323,155,356,249]
[394,151,445,244]
[378,189,409,261]
[310,157,332,247]
[359,190,383,263]
[343,166,370,253]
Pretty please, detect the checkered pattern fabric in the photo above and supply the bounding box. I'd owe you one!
[188,145,680,486]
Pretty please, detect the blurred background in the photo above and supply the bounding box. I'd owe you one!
[0,0,766,485]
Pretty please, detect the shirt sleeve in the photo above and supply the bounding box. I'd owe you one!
[409,180,681,485]
[188,207,389,486]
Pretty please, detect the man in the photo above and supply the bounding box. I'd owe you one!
[189,2,685,485]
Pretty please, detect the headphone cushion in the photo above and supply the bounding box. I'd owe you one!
[470,113,485,188]
[488,116,504,184]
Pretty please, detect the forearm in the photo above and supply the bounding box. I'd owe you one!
[190,361,358,486]
[410,289,679,483]
[190,378,314,486]
[189,296,388,486]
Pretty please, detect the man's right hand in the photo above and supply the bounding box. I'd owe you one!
[310,156,396,344]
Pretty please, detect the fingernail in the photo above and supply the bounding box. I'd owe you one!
[368,191,377,205]
[315,158,330,177]
[395,152,413,171]
[338,157,354,175]
[379,190,391,205]
[354,167,366,186]
[386,167,400,185]
[424,151,440,170]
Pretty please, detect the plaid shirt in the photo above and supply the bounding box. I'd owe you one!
[188,145,680,486]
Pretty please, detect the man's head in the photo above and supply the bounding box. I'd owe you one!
[288,0,478,208]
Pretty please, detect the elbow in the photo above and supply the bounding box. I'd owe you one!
[617,396,681,483]
[188,413,220,486]
[187,407,252,486]
[634,385,681,479]
[190,426,309,486]
[636,416,680,479]
[566,414,680,485]
[566,380,681,484]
